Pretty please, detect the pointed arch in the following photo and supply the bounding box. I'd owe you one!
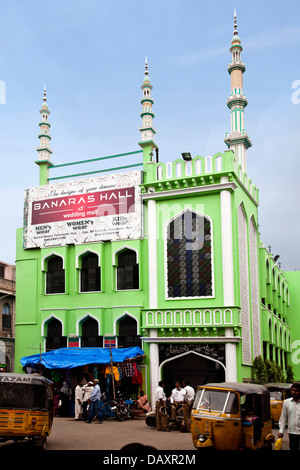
[42,315,67,351]
[78,314,102,347]
[114,312,141,348]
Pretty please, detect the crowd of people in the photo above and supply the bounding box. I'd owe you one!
[52,360,148,423]
[155,379,195,433]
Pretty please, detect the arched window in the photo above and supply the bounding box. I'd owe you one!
[117,249,139,290]
[46,256,65,294]
[166,210,212,298]
[46,319,67,351]
[2,303,11,329]
[81,317,102,347]
[118,316,141,348]
[80,253,101,292]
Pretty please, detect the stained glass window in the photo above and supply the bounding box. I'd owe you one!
[167,210,212,298]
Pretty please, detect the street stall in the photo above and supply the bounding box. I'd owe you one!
[20,346,145,417]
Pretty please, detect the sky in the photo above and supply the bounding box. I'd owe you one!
[0,0,299,271]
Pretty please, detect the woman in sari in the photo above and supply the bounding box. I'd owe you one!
[136,390,151,412]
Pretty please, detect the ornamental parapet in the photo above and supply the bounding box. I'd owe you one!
[141,307,241,338]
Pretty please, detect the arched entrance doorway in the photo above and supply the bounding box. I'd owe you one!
[161,351,226,397]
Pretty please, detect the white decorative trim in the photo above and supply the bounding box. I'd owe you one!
[141,182,238,201]
[112,245,139,265]
[76,248,101,269]
[41,251,65,271]
[220,176,234,306]
[148,199,157,308]
[113,311,139,336]
[76,312,101,336]
[158,350,226,380]
[41,313,65,337]
[142,336,241,343]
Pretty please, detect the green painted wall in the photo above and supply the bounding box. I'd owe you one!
[283,271,300,380]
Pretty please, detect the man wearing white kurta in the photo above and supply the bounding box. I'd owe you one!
[82,381,94,421]
[74,381,83,420]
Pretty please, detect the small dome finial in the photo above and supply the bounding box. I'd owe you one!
[233,9,238,36]
[43,85,47,102]
[145,57,149,76]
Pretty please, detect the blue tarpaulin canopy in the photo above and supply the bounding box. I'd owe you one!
[20,346,145,370]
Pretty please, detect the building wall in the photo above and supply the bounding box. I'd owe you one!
[283,271,300,379]
[0,261,15,371]
[15,148,297,401]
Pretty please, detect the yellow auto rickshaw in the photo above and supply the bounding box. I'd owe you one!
[0,373,54,449]
[265,383,292,425]
[191,382,274,450]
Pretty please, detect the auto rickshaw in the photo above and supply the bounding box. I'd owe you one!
[191,382,275,450]
[0,373,54,449]
[265,383,292,425]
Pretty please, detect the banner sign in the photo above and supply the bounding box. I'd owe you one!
[23,171,142,248]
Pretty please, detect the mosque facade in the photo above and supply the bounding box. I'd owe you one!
[14,14,300,402]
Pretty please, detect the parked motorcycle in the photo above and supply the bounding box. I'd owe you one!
[112,391,134,421]
[145,398,184,429]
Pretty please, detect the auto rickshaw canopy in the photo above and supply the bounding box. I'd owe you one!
[196,382,271,421]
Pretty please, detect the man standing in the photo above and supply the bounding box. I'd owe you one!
[87,379,103,424]
[181,380,195,432]
[74,381,83,421]
[155,381,169,432]
[278,382,300,450]
[82,381,93,421]
[170,381,186,422]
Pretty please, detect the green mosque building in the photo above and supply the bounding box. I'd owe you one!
[14,14,300,403]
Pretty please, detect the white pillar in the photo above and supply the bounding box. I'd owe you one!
[149,330,159,409]
[225,328,238,381]
[147,199,159,405]
[148,199,157,309]
[220,176,237,381]
[220,176,234,306]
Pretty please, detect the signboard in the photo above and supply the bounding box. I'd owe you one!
[104,337,116,348]
[68,335,80,347]
[23,171,142,248]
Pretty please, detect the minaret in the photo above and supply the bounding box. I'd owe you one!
[139,58,157,167]
[35,86,53,185]
[36,86,53,162]
[224,11,251,173]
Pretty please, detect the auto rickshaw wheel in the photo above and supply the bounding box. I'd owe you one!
[33,435,47,450]
[145,416,156,427]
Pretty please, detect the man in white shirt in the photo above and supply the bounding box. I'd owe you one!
[278,382,300,450]
[82,381,94,421]
[74,381,83,421]
[181,380,195,432]
[170,381,186,422]
[155,381,169,432]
